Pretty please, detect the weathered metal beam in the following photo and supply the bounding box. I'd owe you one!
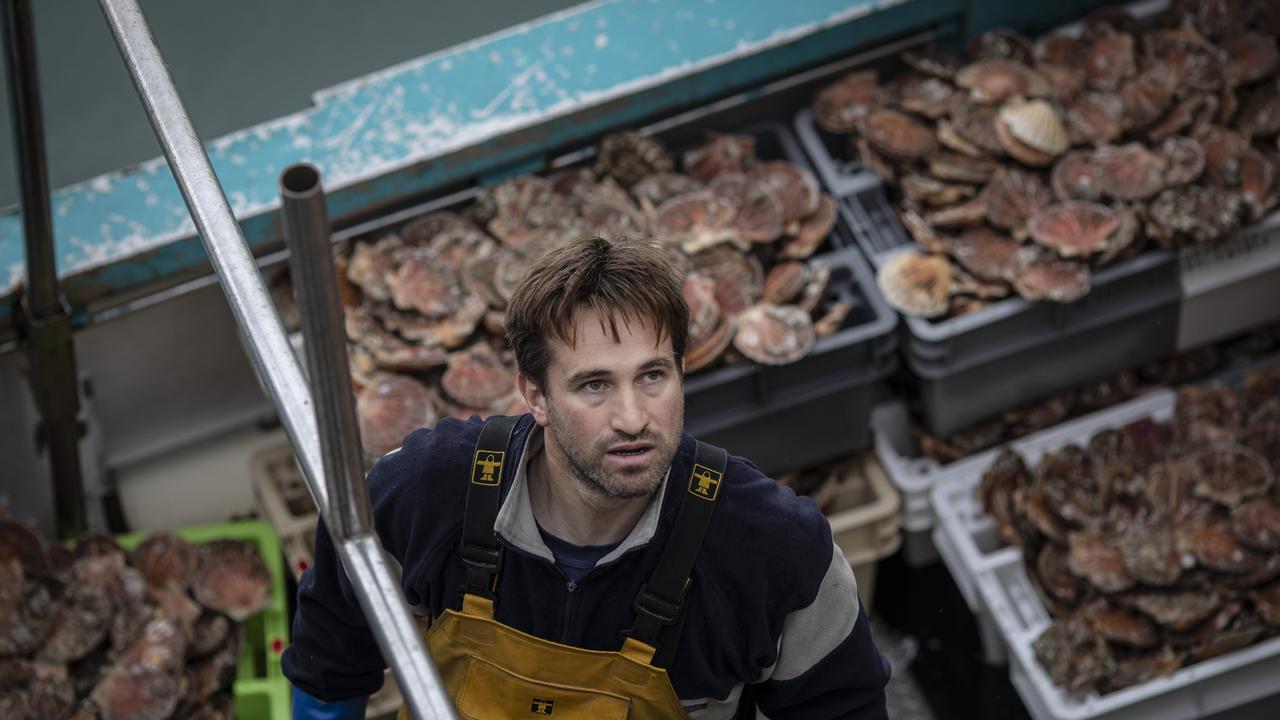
[0,0,963,330]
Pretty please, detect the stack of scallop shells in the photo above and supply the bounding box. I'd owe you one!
[0,523,272,720]
[273,131,848,459]
[977,365,1280,695]
[810,1,1280,319]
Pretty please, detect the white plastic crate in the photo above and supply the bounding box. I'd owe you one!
[977,553,1280,720]
[932,386,1280,718]
[871,401,947,567]
[928,391,1176,665]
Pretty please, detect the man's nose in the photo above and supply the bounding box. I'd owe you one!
[611,385,648,436]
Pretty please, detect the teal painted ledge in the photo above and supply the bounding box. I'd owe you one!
[0,0,960,326]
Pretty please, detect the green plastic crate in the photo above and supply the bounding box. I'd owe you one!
[231,677,291,720]
[115,520,291,718]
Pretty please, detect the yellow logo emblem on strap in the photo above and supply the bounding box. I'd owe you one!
[472,450,505,486]
[688,464,721,501]
[530,698,555,715]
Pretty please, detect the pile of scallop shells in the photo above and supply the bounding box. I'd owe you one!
[918,322,1280,463]
[810,1,1280,318]
[0,522,272,720]
[978,365,1280,695]
[274,130,852,459]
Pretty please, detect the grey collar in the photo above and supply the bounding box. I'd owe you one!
[494,425,671,567]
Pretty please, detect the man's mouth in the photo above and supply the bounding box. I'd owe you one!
[607,443,653,457]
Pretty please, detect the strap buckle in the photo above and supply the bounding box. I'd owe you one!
[632,584,682,627]
[461,543,501,572]
[461,544,501,599]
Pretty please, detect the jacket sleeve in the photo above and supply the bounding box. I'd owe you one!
[751,542,891,720]
[282,428,445,703]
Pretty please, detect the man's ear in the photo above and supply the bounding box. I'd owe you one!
[517,373,549,426]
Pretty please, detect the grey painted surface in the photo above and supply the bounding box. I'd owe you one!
[0,0,581,209]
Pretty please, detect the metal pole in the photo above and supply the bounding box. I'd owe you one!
[282,166,452,717]
[3,0,86,537]
[96,2,455,717]
[340,536,456,719]
[280,164,371,542]
[95,0,328,514]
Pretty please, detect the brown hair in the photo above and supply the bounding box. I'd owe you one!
[505,236,689,388]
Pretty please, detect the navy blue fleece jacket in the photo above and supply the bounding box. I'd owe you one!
[283,414,890,719]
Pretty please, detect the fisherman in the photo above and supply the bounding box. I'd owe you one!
[284,236,891,719]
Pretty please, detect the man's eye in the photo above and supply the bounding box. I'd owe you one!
[583,380,606,392]
[642,371,664,383]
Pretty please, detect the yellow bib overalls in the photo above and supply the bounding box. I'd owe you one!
[399,415,727,719]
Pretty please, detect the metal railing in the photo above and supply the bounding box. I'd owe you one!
[96,0,456,716]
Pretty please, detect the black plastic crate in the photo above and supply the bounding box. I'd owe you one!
[793,106,1183,435]
[317,110,898,467]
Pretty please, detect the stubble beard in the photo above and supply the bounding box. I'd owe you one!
[545,403,681,501]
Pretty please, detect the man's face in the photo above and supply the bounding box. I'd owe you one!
[520,310,684,500]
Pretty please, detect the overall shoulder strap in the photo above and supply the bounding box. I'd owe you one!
[459,414,521,603]
[625,440,728,663]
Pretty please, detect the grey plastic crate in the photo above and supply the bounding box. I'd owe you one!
[1177,210,1280,352]
[794,106,1183,435]
[314,113,897,473]
[687,243,897,474]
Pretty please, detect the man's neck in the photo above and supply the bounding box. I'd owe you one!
[527,441,654,547]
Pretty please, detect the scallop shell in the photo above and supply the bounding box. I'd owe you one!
[749,160,821,227]
[969,28,1034,64]
[386,247,463,319]
[1012,258,1091,302]
[1155,137,1205,187]
[811,71,884,134]
[1118,65,1178,129]
[929,153,1001,184]
[732,304,817,366]
[691,246,764,317]
[191,541,272,622]
[780,194,836,259]
[998,100,1069,157]
[682,133,756,182]
[652,191,738,254]
[761,262,808,305]
[683,272,721,342]
[594,132,673,188]
[950,227,1024,282]
[876,250,953,318]
[995,118,1055,167]
[1077,24,1136,91]
[862,109,939,160]
[982,168,1054,234]
[683,315,736,373]
[955,59,1052,104]
[1092,144,1168,201]
[1050,150,1102,201]
[441,342,516,409]
[356,374,437,457]
[1191,444,1273,508]
[346,237,399,302]
[897,75,962,118]
[1065,91,1125,146]
[1028,201,1119,257]
[131,532,197,591]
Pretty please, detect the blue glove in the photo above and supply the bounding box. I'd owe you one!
[292,686,369,720]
